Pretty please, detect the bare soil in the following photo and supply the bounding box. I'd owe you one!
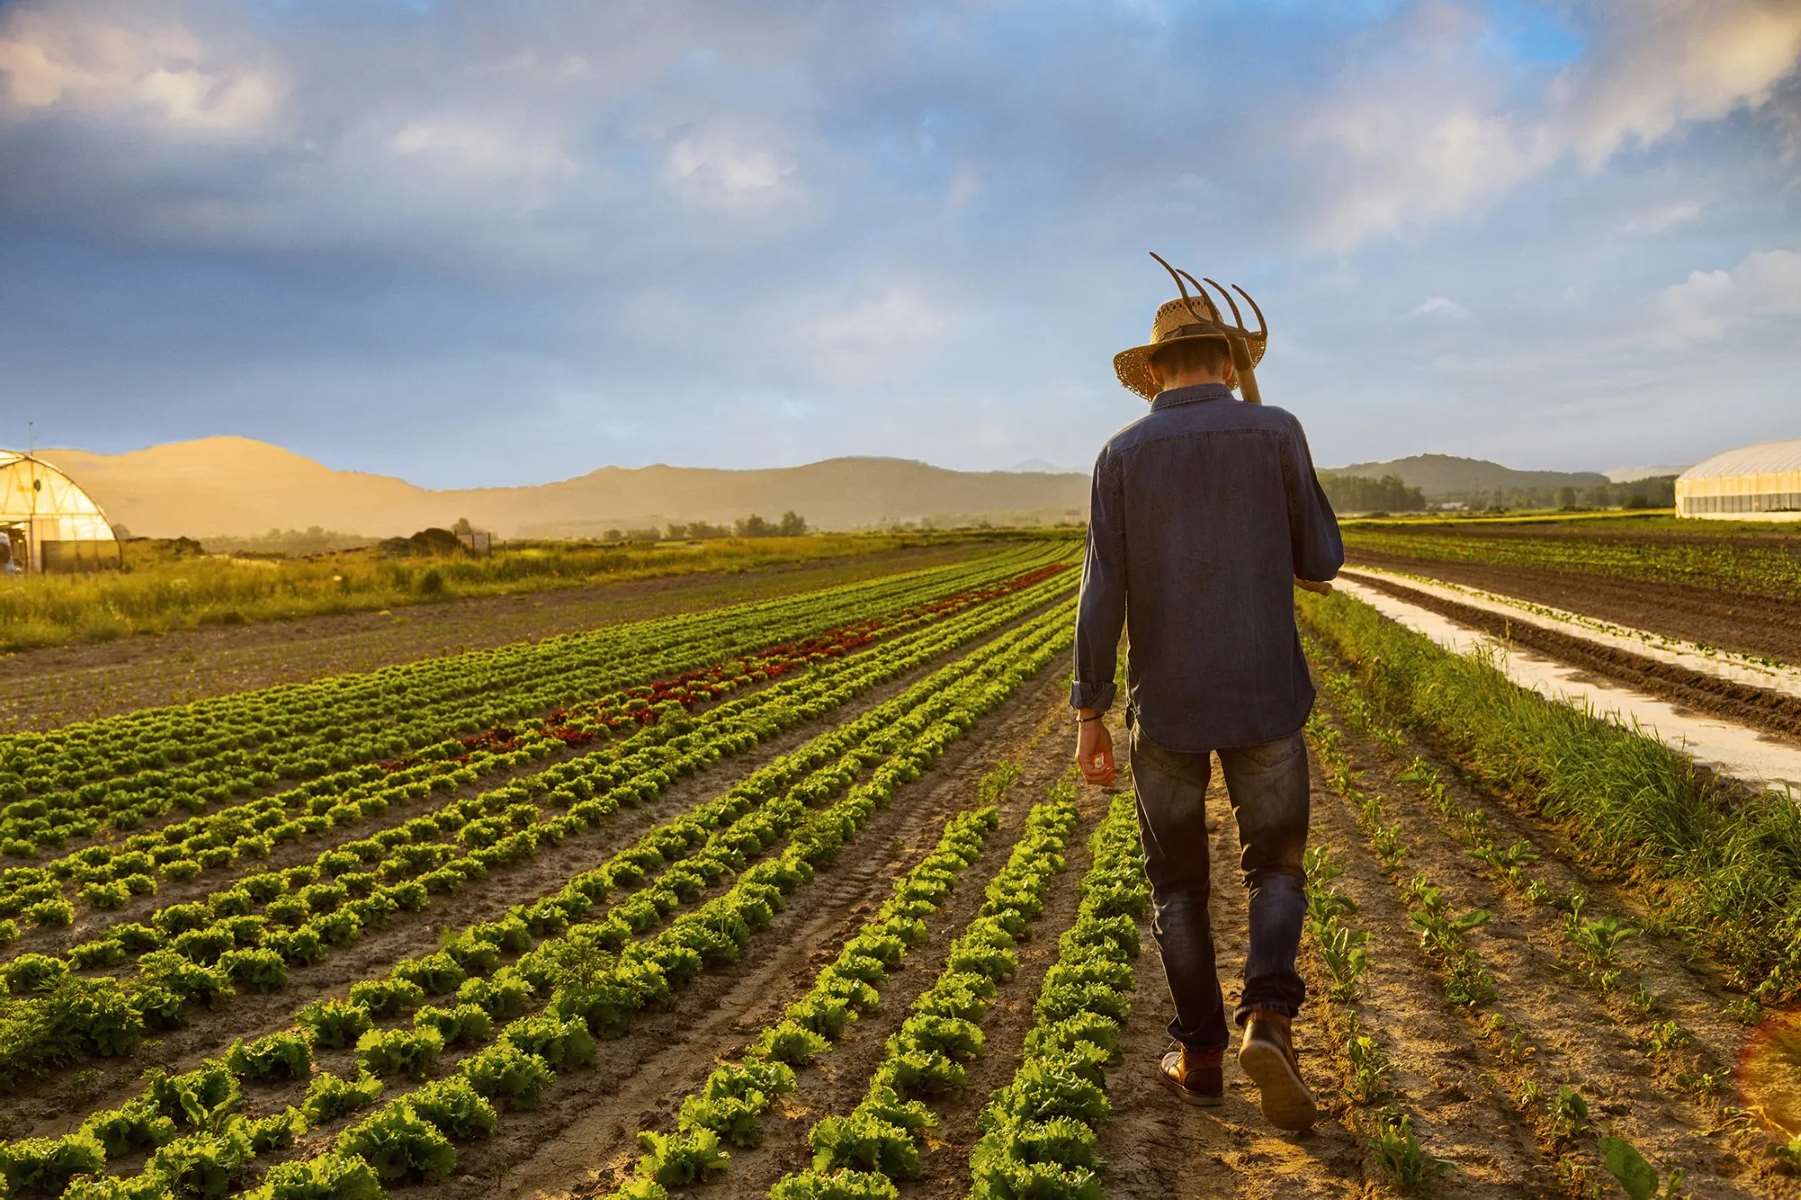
[424,654,1079,1200]
[0,542,988,731]
[1344,550,1801,667]
[1342,569,1801,744]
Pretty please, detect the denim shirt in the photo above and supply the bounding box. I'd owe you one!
[1070,382,1344,752]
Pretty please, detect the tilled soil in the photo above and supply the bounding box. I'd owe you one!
[1341,570,1801,744]
[1097,755,1367,1200]
[416,654,1080,1200]
[1343,550,1801,667]
[1302,663,1801,1198]
[0,542,990,731]
[0,604,1063,1140]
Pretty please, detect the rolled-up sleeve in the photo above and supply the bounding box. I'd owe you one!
[1282,416,1344,582]
[1071,444,1127,712]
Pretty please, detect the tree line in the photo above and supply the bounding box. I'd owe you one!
[603,511,810,542]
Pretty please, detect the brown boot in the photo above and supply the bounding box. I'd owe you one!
[1237,1008,1317,1130]
[1157,1043,1223,1106]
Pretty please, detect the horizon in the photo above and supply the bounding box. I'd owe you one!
[3,2,1799,487]
[28,431,1672,492]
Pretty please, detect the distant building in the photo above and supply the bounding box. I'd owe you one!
[0,450,122,571]
[1675,440,1801,521]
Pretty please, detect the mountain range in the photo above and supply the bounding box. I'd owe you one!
[35,438,1648,541]
[42,438,1090,540]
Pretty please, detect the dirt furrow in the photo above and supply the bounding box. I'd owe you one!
[1097,736,1364,1200]
[405,657,1077,1200]
[1315,700,1787,1199]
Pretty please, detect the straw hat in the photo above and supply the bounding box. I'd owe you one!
[1113,296,1268,401]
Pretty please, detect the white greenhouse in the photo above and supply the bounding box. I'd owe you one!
[1675,439,1801,521]
[0,451,122,572]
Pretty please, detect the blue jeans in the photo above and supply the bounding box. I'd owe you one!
[1128,720,1310,1052]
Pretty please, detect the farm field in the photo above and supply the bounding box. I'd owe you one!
[1340,518,1801,666]
[0,538,1004,733]
[0,536,1798,1199]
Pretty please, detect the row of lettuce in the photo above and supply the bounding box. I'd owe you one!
[1,562,1076,1008]
[0,569,1078,1092]
[0,600,1076,1198]
[0,544,1064,863]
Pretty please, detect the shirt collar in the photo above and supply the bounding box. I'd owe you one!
[1150,382,1237,412]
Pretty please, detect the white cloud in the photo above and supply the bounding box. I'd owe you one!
[1655,247,1801,344]
[1294,0,1801,250]
[389,118,574,180]
[0,7,279,133]
[1407,295,1470,319]
[1554,0,1801,169]
[1620,199,1706,236]
[664,126,798,209]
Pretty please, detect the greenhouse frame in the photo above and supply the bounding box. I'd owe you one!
[0,450,122,572]
[1675,439,1801,520]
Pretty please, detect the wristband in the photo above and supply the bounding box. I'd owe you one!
[1076,713,1103,723]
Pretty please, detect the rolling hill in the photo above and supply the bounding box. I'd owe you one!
[1318,453,1610,499]
[41,437,1091,540]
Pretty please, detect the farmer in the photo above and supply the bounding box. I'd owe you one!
[1070,264,1343,1130]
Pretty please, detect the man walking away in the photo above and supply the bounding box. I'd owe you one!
[1069,270,1343,1131]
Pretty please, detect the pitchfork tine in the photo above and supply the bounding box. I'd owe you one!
[1231,283,1267,339]
[1149,251,1214,327]
[1200,277,1246,332]
[1177,268,1225,323]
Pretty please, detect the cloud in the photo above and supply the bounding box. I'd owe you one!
[1407,296,1470,319]
[1655,247,1801,344]
[1292,0,1801,250]
[664,125,800,209]
[1620,199,1706,236]
[1553,0,1801,169]
[0,5,279,133]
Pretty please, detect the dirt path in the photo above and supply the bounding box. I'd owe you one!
[0,542,990,731]
[1343,550,1801,669]
[1342,570,1801,744]
[1097,736,1366,1200]
[423,656,1076,1200]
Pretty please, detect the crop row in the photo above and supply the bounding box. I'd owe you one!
[1341,526,1801,600]
[605,772,1012,1197]
[964,790,1148,1200]
[1,561,1076,949]
[1304,685,1704,1198]
[1307,660,1791,1183]
[1295,589,1801,1003]
[771,780,1086,1199]
[0,545,1065,859]
[0,580,1079,1088]
[3,601,1075,1196]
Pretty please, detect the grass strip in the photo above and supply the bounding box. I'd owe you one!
[1297,589,1801,1003]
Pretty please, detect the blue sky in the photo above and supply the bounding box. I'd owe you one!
[2,0,1798,487]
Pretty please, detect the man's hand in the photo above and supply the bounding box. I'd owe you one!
[1075,712,1116,787]
[1294,577,1334,595]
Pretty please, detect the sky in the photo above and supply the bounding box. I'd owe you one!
[2,0,1799,488]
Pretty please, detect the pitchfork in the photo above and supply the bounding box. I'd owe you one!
[1147,251,1268,406]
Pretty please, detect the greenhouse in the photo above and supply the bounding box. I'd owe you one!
[0,450,122,572]
[1675,439,1801,520]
